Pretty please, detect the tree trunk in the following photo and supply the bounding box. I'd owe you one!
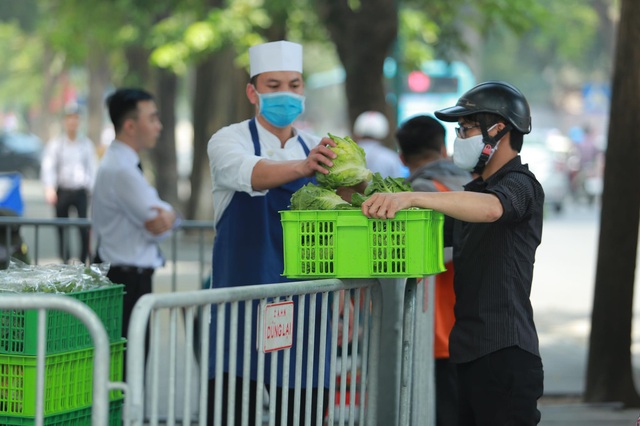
[187,57,214,221]
[152,68,180,209]
[123,46,153,88]
[316,0,398,133]
[186,47,253,220]
[86,50,111,155]
[584,0,640,406]
[33,46,62,142]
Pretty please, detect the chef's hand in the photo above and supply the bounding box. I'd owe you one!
[304,137,337,176]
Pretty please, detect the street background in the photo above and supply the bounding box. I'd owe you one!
[16,177,640,425]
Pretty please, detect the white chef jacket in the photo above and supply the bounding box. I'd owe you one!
[207,119,321,226]
[91,140,174,268]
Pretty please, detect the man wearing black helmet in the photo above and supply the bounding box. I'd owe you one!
[362,81,545,425]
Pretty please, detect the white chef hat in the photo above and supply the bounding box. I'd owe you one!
[249,40,303,78]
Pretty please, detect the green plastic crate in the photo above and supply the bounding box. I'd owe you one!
[0,398,123,426]
[281,209,445,278]
[0,340,124,417]
[0,285,124,355]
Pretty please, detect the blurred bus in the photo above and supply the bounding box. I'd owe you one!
[397,60,475,154]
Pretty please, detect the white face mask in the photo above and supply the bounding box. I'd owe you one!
[453,124,499,171]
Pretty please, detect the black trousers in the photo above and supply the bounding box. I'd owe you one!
[436,358,458,426]
[55,188,89,263]
[207,373,329,426]
[107,266,153,382]
[456,346,544,426]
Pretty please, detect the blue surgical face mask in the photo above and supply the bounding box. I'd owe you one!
[256,90,305,128]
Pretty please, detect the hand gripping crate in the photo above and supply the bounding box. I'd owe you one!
[0,339,124,418]
[281,209,445,279]
[0,285,124,355]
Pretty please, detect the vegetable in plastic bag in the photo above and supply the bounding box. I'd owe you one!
[0,262,116,293]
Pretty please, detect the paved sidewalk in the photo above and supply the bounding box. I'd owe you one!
[531,203,640,425]
[538,344,640,425]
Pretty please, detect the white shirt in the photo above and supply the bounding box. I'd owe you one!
[41,134,97,190]
[207,119,321,225]
[91,140,173,268]
[358,139,406,178]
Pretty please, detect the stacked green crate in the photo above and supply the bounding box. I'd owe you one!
[0,264,125,425]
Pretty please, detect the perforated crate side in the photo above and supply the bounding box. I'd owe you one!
[0,285,124,355]
[0,340,124,417]
[281,209,445,278]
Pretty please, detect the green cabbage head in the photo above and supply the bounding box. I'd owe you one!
[316,133,373,188]
[290,183,355,210]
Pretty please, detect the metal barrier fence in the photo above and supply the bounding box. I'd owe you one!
[0,294,117,426]
[125,278,382,426]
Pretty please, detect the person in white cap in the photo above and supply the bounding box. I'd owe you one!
[353,110,406,178]
[40,102,97,264]
[206,40,340,425]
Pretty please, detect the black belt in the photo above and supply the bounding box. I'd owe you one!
[57,187,87,192]
[110,265,155,276]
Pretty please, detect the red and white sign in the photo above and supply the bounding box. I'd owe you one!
[261,301,294,353]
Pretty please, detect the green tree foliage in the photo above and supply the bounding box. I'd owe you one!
[0,23,44,112]
[0,0,618,217]
[148,1,270,74]
[399,0,546,66]
[480,0,616,104]
[0,0,39,31]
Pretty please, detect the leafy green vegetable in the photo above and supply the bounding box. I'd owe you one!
[0,263,116,293]
[351,172,413,207]
[290,183,356,210]
[316,133,373,188]
[364,172,413,195]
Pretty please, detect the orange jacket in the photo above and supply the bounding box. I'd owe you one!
[432,179,456,359]
[433,263,456,359]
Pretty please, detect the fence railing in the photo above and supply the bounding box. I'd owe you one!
[0,216,214,292]
[125,278,382,426]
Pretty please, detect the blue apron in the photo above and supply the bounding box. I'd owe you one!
[209,118,330,388]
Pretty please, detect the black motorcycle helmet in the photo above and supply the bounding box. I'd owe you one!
[435,81,531,173]
[434,80,531,134]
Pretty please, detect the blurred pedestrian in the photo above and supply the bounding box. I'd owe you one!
[40,103,97,264]
[353,110,406,178]
[396,115,470,426]
[206,40,342,425]
[92,88,179,379]
[362,81,545,425]
[568,124,602,205]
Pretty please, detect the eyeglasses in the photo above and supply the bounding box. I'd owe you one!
[455,124,481,139]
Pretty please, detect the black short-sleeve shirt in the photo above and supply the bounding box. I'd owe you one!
[446,156,545,363]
